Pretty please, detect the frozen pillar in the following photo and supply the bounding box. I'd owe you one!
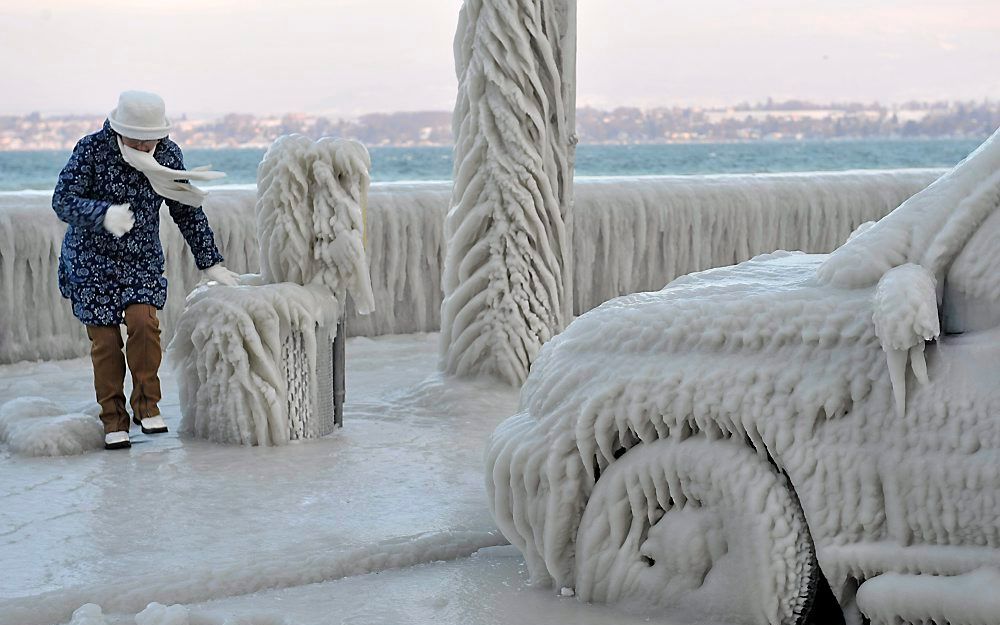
[441,0,578,385]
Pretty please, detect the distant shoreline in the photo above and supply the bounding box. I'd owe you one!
[3,100,996,151]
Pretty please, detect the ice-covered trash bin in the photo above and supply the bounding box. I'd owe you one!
[170,282,340,445]
[169,135,374,446]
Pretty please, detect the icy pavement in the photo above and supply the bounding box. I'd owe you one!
[0,333,537,625]
[169,545,670,625]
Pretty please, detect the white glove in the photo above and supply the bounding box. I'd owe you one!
[202,264,239,287]
[103,203,134,237]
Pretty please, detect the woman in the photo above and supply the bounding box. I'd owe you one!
[53,90,238,450]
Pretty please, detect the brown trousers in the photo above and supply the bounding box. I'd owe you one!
[86,303,162,434]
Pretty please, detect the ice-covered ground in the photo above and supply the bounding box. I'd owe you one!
[56,545,672,625]
[168,545,670,625]
[0,333,699,625]
[0,333,627,625]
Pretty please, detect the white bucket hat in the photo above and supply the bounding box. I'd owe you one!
[108,90,171,140]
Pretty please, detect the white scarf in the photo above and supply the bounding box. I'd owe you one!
[117,137,226,208]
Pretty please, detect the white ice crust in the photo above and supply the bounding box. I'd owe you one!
[440,0,576,385]
[856,568,1000,625]
[486,128,1000,621]
[0,396,102,456]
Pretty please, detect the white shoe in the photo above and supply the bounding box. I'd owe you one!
[105,431,131,450]
[134,415,168,434]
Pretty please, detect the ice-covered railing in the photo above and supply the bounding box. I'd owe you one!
[0,189,259,363]
[168,136,374,445]
[0,170,940,364]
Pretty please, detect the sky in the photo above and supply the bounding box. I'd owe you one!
[0,0,998,118]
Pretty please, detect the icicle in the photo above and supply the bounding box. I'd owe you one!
[872,263,940,418]
[885,348,908,419]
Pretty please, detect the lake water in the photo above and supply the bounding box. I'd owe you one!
[0,138,983,192]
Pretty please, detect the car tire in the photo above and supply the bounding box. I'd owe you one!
[574,437,824,625]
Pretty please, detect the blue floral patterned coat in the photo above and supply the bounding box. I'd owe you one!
[53,120,224,327]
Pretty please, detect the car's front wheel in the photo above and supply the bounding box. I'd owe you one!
[574,437,821,624]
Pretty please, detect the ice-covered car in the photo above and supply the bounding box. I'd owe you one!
[486,129,1000,624]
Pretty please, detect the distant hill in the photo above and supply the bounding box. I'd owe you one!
[2,100,997,151]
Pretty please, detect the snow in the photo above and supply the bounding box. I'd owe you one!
[1,155,996,625]
[0,333,522,625]
[856,568,1000,625]
[0,396,103,456]
[441,0,576,385]
[484,133,1000,621]
[1,170,938,365]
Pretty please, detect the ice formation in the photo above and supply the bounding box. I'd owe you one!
[256,135,375,314]
[169,136,373,445]
[485,129,1000,622]
[1,171,936,364]
[856,568,1000,625]
[440,0,577,385]
[0,396,103,456]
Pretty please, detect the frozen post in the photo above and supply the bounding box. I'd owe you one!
[440,0,578,385]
